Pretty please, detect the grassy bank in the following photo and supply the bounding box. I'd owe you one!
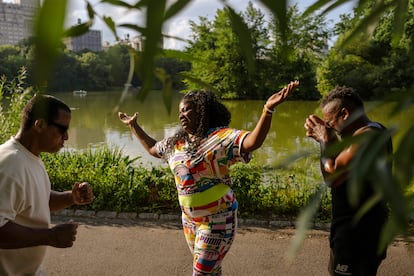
[42,146,332,221]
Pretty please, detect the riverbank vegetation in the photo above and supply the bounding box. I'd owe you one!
[42,146,332,221]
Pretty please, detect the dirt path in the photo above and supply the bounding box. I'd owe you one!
[43,218,414,276]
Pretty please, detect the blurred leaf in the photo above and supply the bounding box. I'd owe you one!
[258,0,288,40]
[287,185,326,262]
[274,150,313,169]
[164,0,192,21]
[154,68,173,114]
[349,129,395,207]
[162,33,190,45]
[353,189,382,224]
[101,0,137,8]
[161,49,203,63]
[86,1,96,19]
[118,23,146,34]
[379,208,410,253]
[390,0,409,47]
[64,22,93,37]
[112,48,137,114]
[102,16,119,41]
[304,0,352,17]
[180,72,216,92]
[389,93,414,117]
[226,6,255,75]
[137,0,166,100]
[394,125,414,187]
[341,1,388,46]
[33,0,68,85]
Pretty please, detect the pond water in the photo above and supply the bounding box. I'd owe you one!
[53,90,413,169]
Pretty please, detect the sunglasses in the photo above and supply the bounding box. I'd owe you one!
[325,122,341,133]
[49,121,69,134]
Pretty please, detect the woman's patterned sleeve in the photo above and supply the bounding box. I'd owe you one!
[231,129,251,164]
[154,138,168,158]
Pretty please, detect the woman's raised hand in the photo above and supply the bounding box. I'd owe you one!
[265,80,299,110]
[118,112,138,127]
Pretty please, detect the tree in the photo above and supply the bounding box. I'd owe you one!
[184,3,329,100]
[267,4,330,100]
[78,52,112,90]
[185,8,256,99]
[103,44,131,88]
[0,45,26,81]
[316,1,414,99]
[47,51,80,92]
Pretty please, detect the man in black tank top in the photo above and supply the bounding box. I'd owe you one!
[304,86,393,275]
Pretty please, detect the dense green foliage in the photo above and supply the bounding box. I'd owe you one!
[317,2,414,99]
[0,68,33,143]
[0,43,190,93]
[184,4,326,100]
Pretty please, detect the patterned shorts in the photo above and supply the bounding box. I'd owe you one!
[182,201,238,276]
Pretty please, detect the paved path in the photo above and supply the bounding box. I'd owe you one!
[43,216,414,276]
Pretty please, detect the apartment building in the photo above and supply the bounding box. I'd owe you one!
[0,0,39,45]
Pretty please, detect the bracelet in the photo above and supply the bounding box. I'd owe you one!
[262,109,272,117]
[263,104,275,114]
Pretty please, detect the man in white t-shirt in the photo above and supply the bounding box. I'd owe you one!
[0,94,94,275]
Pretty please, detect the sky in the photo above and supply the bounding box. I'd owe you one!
[66,0,355,50]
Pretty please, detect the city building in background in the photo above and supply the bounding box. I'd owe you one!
[64,18,102,52]
[0,0,39,45]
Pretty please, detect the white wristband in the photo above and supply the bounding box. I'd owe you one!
[263,105,275,114]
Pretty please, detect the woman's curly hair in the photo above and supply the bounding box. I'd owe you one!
[164,90,231,157]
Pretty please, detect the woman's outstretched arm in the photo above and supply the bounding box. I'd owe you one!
[118,112,160,158]
[241,80,299,153]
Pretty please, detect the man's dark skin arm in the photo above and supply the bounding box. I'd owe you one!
[304,114,364,187]
[0,220,77,249]
[0,182,93,249]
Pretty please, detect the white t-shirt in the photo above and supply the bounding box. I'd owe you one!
[0,137,51,276]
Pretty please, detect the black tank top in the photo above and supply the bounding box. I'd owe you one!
[331,121,392,224]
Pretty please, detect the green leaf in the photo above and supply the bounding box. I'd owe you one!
[33,0,68,85]
[390,0,409,47]
[138,0,166,99]
[348,129,395,207]
[258,0,287,38]
[64,23,92,38]
[164,0,192,21]
[394,125,414,187]
[303,0,332,16]
[154,68,173,114]
[287,185,326,261]
[118,23,146,34]
[100,0,137,9]
[304,0,352,17]
[226,6,255,74]
[86,1,96,19]
[102,16,119,41]
[340,1,390,47]
[180,72,216,92]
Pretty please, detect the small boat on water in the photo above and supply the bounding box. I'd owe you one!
[73,90,87,96]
